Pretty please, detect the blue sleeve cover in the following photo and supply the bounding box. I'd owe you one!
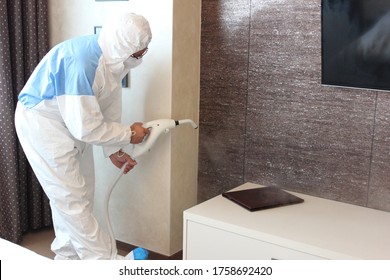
[19,35,101,108]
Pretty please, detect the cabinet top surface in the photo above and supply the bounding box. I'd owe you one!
[184,183,390,259]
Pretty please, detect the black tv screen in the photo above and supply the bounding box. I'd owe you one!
[322,0,390,91]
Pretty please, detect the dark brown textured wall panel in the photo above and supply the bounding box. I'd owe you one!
[245,0,376,205]
[368,93,390,211]
[198,0,390,212]
[198,0,250,201]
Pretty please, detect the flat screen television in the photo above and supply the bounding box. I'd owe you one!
[322,0,390,91]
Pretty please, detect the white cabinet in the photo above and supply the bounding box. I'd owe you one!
[183,183,390,260]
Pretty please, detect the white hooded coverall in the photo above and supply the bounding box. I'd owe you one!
[14,12,152,260]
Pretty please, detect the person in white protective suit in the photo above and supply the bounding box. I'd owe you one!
[14,12,152,260]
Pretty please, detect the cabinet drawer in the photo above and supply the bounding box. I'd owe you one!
[185,221,325,260]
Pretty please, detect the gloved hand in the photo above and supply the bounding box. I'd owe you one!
[109,151,137,174]
[130,122,150,144]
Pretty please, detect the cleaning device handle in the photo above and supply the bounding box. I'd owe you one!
[130,119,198,158]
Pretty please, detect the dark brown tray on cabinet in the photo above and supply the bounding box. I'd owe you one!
[222,186,304,212]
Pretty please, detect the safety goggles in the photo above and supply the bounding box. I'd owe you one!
[131,48,148,60]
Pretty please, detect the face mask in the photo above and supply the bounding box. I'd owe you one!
[108,57,142,80]
[124,57,143,69]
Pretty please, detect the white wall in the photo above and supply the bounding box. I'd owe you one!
[48,0,200,256]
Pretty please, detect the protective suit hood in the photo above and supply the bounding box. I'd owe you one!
[98,12,152,74]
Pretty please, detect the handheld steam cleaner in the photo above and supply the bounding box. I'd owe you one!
[104,119,198,260]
